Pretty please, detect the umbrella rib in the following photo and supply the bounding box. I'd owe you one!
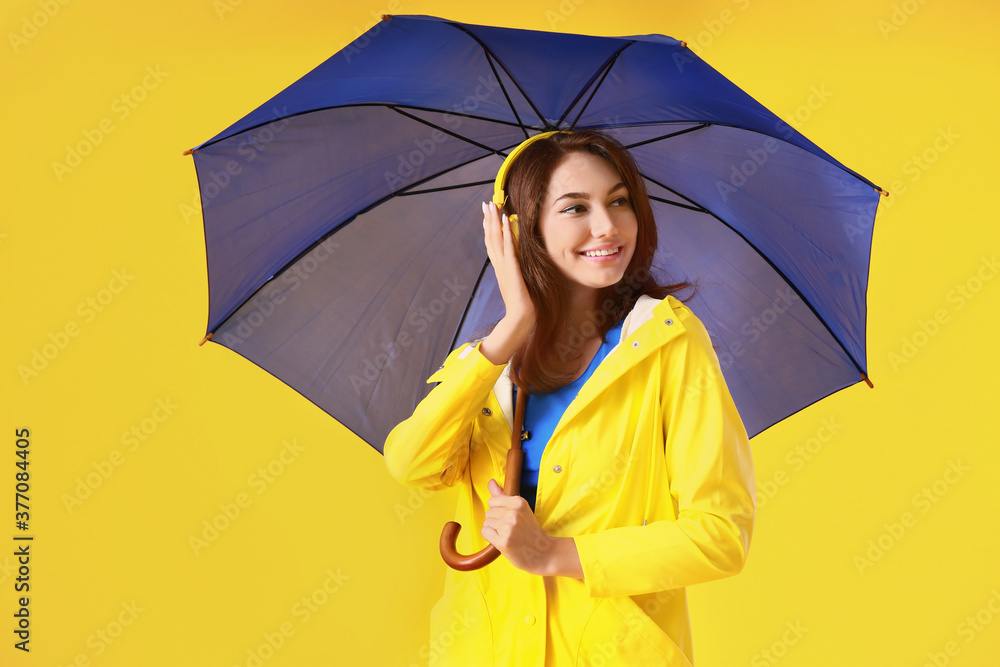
[483,50,530,138]
[386,139,531,198]
[641,173,708,210]
[399,179,496,196]
[625,120,884,198]
[190,103,541,153]
[388,106,512,157]
[446,22,546,133]
[390,153,504,196]
[382,103,540,131]
[449,260,494,353]
[646,182,870,380]
[562,42,635,129]
[624,123,711,150]
[647,195,707,213]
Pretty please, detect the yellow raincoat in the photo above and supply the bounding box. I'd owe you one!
[384,294,756,666]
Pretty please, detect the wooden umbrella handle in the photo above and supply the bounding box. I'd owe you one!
[440,386,527,571]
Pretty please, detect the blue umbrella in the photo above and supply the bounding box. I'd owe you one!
[186,14,883,452]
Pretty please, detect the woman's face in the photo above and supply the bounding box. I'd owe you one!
[537,151,638,303]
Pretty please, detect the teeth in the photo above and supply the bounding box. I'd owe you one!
[584,247,620,257]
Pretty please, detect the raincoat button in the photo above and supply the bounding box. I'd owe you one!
[631,341,640,348]
[553,465,563,473]
[525,615,535,626]
[482,408,492,416]
[665,318,674,325]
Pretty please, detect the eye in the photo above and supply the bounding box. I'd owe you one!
[560,204,586,214]
[610,196,629,207]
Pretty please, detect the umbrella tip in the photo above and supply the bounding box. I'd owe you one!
[679,40,688,48]
[875,186,889,197]
[382,14,392,19]
[862,373,874,389]
[183,148,197,156]
[199,332,213,346]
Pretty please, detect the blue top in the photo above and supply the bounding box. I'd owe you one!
[514,319,625,511]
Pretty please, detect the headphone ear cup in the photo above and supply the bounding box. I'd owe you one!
[509,214,519,244]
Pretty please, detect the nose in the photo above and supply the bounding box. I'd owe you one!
[591,205,619,238]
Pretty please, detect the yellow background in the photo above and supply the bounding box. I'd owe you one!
[3,0,998,664]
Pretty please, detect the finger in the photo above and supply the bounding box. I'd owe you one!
[501,214,515,252]
[487,503,515,520]
[486,494,520,514]
[482,518,505,538]
[484,500,513,517]
[486,202,500,240]
[481,526,503,548]
[488,478,503,496]
[488,202,503,243]
[482,517,512,540]
[483,202,502,257]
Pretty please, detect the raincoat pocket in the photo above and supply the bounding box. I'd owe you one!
[427,575,494,667]
[576,596,692,666]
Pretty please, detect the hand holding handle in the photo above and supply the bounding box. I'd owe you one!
[439,386,528,571]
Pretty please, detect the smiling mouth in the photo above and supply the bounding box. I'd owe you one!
[581,247,621,257]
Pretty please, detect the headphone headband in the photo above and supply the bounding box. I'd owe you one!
[492,130,572,212]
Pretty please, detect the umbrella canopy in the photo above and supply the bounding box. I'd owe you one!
[187,14,882,452]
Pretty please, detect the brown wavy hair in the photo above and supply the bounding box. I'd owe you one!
[500,129,692,392]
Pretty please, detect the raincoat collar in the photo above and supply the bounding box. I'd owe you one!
[494,294,688,431]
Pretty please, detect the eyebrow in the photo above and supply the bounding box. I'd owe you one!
[553,182,628,203]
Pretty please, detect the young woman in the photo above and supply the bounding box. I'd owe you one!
[384,130,756,666]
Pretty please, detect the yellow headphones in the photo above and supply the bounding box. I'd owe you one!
[491,130,572,242]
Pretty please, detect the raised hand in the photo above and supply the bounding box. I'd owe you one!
[479,201,536,365]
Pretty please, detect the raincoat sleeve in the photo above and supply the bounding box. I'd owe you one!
[383,341,506,491]
[572,306,756,598]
